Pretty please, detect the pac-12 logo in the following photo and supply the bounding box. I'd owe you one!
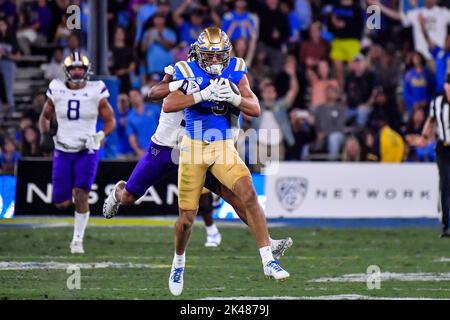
[276,177,308,211]
[196,77,203,85]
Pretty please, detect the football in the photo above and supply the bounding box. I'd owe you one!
[227,79,240,95]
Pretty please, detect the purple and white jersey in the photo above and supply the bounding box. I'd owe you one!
[151,110,185,149]
[46,79,110,152]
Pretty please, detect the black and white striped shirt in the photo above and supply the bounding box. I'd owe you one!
[430,95,450,144]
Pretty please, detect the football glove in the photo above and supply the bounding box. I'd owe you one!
[164,65,176,76]
[215,79,242,107]
[40,132,54,153]
[85,130,105,151]
[177,79,201,95]
[193,78,225,104]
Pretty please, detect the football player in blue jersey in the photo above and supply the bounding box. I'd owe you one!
[163,27,289,296]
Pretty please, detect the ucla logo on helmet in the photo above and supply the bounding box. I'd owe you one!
[197,34,206,45]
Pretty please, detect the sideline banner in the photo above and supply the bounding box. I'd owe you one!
[15,159,178,216]
[265,162,439,218]
[0,175,16,218]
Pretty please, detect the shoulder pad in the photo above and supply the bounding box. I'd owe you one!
[233,57,247,72]
[175,61,195,79]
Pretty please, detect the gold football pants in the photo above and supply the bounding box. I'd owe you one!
[178,136,251,210]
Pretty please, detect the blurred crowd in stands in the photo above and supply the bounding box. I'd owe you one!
[1,0,449,174]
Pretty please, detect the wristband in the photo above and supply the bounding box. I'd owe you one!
[231,94,242,107]
[193,92,203,104]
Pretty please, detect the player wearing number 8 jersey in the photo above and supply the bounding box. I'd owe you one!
[38,51,116,254]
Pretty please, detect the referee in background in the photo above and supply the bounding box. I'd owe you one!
[421,75,450,238]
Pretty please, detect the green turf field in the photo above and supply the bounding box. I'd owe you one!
[0,220,450,299]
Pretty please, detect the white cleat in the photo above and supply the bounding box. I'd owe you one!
[168,263,185,296]
[204,232,222,247]
[264,260,290,281]
[271,237,293,259]
[70,241,84,254]
[103,180,125,219]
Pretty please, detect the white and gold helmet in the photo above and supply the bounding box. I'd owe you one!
[63,50,91,84]
[194,27,232,75]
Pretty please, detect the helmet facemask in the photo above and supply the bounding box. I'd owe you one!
[187,42,198,62]
[197,49,231,75]
[195,27,232,75]
[63,52,91,84]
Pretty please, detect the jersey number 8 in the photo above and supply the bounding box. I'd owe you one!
[67,100,80,120]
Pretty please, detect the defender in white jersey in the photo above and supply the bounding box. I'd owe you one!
[103,63,293,256]
[39,51,116,254]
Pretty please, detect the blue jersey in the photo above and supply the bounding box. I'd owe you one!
[174,57,247,141]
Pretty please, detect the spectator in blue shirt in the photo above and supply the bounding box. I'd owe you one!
[32,0,53,41]
[173,1,208,45]
[294,0,312,31]
[222,0,257,42]
[141,12,176,75]
[126,89,161,158]
[134,0,158,44]
[420,14,450,93]
[403,51,434,114]
[280,0,304,43]
[0,137,20,175]
[401,0,425,12]
[116,93,133,157]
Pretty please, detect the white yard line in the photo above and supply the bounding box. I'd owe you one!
[309,272,450,283]
[0,261,170,270]
[200,295,450,300]
[434,257,450,262]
